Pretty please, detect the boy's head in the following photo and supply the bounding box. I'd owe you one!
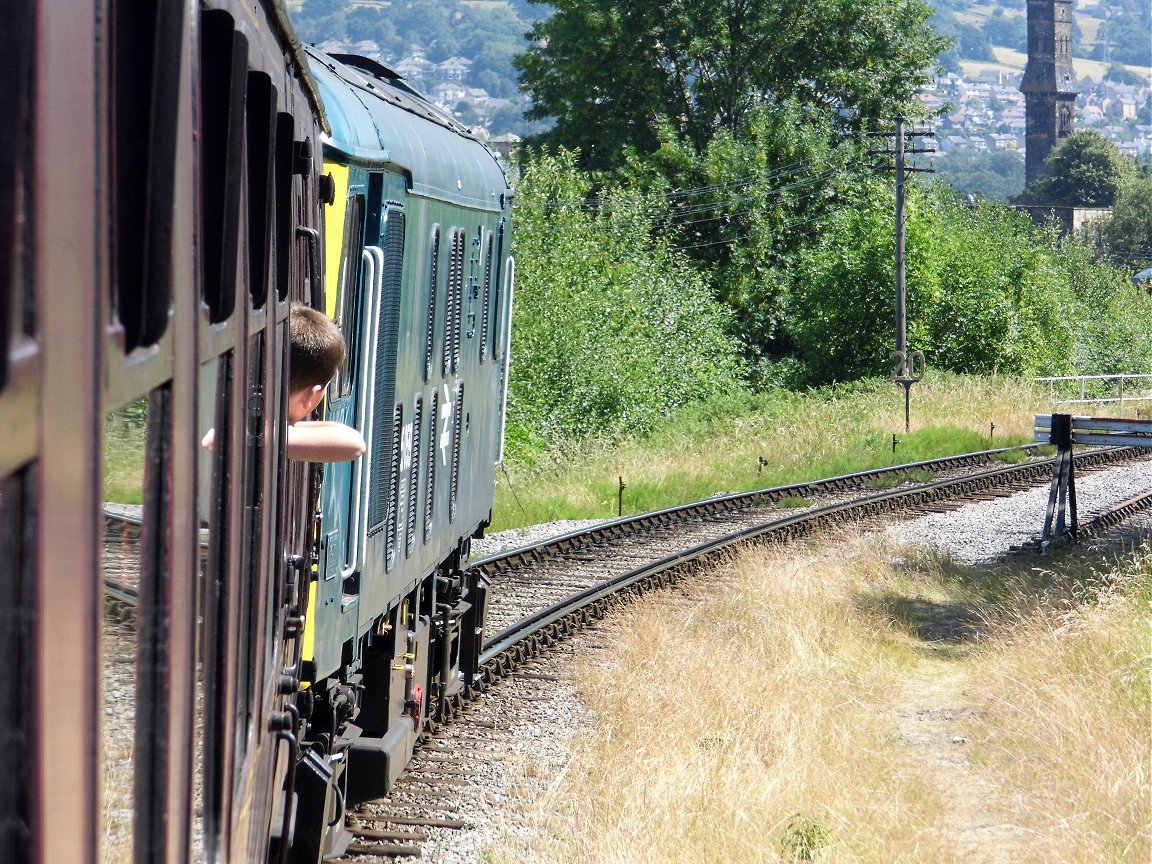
[288,302,346,422]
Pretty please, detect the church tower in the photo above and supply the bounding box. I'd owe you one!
[1020,0,1078,186]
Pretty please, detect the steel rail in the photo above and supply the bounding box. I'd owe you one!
[474,446,1143,672]
[471,444,1057,576]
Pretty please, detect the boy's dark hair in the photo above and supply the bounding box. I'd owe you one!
[289,302,346,394]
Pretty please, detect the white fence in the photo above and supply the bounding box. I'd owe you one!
[1034,374,1152,414]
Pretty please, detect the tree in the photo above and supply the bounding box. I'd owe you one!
[984,10,1026,52]
[784,181,1152,385]
[935,148,1024,202]
[508,151,744,450]
[1104,63,1146,87]
[515,0,948,172]
[1098,172,1152,268]
[1016,130,1135,208]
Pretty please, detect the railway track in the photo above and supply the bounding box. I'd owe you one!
[102,445,1152,860]
[331,445,1152,860]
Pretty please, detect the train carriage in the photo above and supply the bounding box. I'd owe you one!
[5,1,330,862]
[1,2,513,862]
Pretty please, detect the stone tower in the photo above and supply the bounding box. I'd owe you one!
[1020,0,1078,186]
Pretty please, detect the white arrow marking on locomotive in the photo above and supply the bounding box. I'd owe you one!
[400,420,413,472]
[439,382,453,466]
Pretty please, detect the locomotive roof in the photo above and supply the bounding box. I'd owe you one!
[305,46,510,212]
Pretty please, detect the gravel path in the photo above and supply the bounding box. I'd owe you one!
[884,456,1152,564]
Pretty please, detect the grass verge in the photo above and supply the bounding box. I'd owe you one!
[490,531,1151,863]
[493,374,1075,531]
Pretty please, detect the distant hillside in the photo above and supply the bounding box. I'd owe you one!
[927,0,1151,81]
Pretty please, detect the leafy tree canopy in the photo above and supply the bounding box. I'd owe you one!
[1016,130,1136,208]
[785,181,1152,385]
[934,148,1024,202]
[1098,171,1152,269]
[507,151,746,451]
[515,0,949,173]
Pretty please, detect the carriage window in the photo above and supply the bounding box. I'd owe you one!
[101,387,189,863]
[0,467,35,862]
[199,10,248,324]
[332,194,366,398]
[273,113,296,302]
[1,6,35,392]
[245,71,277,309]
[112,0,184,349]
[101,398,147,863]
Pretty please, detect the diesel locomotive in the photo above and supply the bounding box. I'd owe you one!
[0,1,513,862]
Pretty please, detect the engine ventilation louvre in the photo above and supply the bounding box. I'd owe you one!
[443,228,464,377]
[406,396,422,557]
[449,382,464,523]
[385,403,402,566]
[479,231,493,363]
[367,209,406,537]
[424,226,439,383]
[424,389,438,541]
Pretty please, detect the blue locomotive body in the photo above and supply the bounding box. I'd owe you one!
[289,49,514,857]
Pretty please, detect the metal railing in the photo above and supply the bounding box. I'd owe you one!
[1034,374,1152,413]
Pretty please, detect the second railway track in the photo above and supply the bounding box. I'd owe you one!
[326,445,1152,860]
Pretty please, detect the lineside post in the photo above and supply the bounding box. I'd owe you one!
[1041,412,1077,547]
[868,117,933,432]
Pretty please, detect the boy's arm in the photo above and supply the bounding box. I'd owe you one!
[287,420,366,463]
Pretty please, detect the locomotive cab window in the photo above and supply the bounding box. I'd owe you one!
[332,193,366,398]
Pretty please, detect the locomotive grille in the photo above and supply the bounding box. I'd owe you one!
[424,389,438,541]
[450,382,463,523]
[491,221,506,360]
[406,396,422,557]
[385,403,402,566]
[452,231,464,374]
[424,226,439,383]
[443,228,464,377]
[368,209,405,537]
[479,231,493,363]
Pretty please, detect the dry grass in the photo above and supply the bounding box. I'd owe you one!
[964,553,1152,861]
[491,531,1151,863]
[963,46,1151,82]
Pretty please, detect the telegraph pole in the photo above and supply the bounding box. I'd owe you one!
[868,117,934,433]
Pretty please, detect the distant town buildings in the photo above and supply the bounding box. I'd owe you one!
[920,71,1150,163]
[316,38,504,136]
[314,35,1148,160]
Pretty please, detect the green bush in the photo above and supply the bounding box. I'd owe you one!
[785,181,1152,385]
[507,151,745,458]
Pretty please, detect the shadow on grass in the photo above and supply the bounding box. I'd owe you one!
[857,534,1152,651]
[871,594,989,643]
